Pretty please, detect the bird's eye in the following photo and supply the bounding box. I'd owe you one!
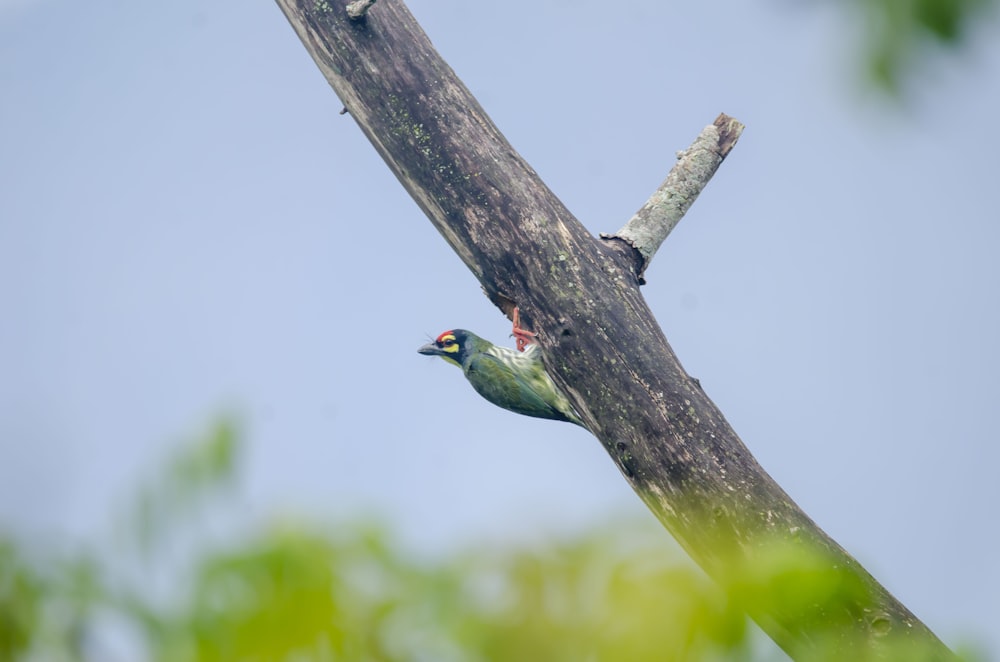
[442,338,455,347]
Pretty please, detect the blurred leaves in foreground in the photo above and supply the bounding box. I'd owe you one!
[849,0,996,93]
[0,422,983,661]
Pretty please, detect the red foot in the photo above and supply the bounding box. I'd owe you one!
[512,306,536,352]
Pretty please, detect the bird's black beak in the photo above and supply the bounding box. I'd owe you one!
[417,341,441,356]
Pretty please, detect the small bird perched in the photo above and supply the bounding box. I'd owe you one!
[418,327,585,427]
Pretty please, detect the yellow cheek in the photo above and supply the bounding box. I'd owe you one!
[442,342,459,354]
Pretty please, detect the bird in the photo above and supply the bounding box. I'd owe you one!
[417,327,585,427]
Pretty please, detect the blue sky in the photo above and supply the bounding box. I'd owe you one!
[2,0,998,656]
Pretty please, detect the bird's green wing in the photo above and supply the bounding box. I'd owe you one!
[465,351,579,424]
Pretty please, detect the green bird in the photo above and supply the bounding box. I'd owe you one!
[418,329,585,427]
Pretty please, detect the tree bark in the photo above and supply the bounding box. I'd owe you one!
[274,1,954,659]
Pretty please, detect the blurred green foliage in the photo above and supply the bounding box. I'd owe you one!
[845,0,996,92]
[0,422,981,661]
[0,544,37,660]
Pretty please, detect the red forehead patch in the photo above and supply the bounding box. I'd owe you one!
[435,330,455,344]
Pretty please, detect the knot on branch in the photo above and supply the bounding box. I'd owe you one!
[346,0,376,19]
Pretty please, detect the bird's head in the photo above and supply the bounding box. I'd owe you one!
[417,329,480,367]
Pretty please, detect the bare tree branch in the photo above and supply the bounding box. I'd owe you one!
[603,114,744,283]
[274,1,955,659]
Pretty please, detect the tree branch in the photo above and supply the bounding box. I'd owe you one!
[602,114,744,283]
[274,1,954,659]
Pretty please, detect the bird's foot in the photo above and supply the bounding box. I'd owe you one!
[512,306,536,352]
